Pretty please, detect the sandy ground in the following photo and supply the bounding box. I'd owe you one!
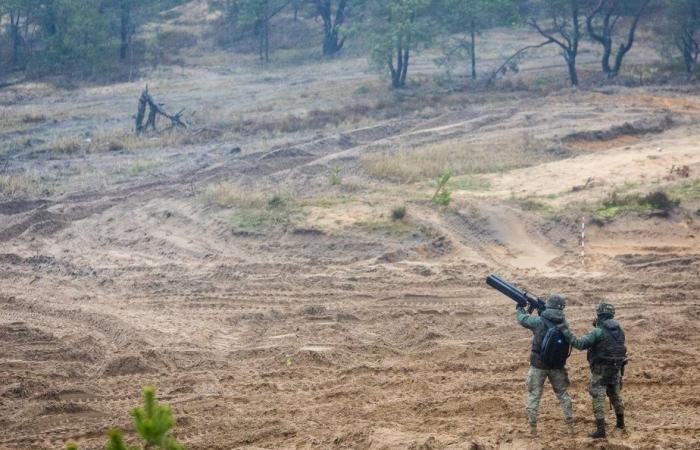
[1,27,700,450]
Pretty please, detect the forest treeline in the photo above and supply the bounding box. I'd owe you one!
[1,0,700,87]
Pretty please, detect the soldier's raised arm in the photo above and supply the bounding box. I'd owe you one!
[516,305,540,330]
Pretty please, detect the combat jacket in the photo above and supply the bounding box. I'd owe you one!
[516,306,566,369]
[561,319,626,371]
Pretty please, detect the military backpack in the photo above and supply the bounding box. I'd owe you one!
[540,318,572,369]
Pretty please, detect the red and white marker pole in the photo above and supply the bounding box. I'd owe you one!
[580,216,586,268]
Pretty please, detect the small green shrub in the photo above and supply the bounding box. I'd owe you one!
[67,386,184,450]
[593,188,680,221]
[329,166,342,186]
[267,195,285,209]
[514,197,553,214]
[391,205,407,221]
[640,191,679,211]
[433,190,452,206]
[432,170,452,206]
[228,194,304,232]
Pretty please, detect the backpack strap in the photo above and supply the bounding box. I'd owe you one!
[541,318,555,329]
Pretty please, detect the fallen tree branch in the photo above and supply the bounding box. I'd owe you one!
[136,87,189,134]
[487,40,555,86]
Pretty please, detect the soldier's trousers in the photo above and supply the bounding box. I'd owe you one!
[589,367,624,420]
[526,366,573,425]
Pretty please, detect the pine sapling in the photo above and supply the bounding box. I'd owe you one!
[131,386,184,450]
[432,170,452,207]
[64,386,184,450]
[104,429,137,450]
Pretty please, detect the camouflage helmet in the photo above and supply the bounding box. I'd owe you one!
[546,294,566,310]
[596,302,615,318]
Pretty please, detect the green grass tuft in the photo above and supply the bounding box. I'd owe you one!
[391,205,407,221]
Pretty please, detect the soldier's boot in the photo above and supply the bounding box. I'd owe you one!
[589,419,606,439]
[616,414,625,429]
[529,423,537,437]
[566,419,576,435]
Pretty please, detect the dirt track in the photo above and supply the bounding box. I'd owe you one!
[2,63,700,449]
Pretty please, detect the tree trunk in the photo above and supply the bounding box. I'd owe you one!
[682,38,697,79]
[258,18,270,62]
[259,25,264,61]
[318,0,347,57]
[264,21,270,62]
[611,44,626,78]
[470,23,476,80]
[119,6,131,61]
[609,0,650,78]
[10,12,21,67]
[601,40,612,75]
[391,44,403,88]
[323,32,340,56]
[529,0,580,88]
[400,48,409,87]
[567,53,578,87]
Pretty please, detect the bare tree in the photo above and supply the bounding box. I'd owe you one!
[530,0,582,86]
[586,0,651,78]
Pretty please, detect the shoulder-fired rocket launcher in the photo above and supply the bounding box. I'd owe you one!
[486,274,546,315]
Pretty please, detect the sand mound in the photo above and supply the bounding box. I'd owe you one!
[101,354,155,376]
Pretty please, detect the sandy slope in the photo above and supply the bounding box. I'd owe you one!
[2,79,700,450]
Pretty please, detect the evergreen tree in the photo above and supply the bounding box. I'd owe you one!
[64,386,184,450]
[131,386,184,450]
[366,0,436,88]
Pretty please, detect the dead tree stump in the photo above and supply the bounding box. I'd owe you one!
[135,87,188,134]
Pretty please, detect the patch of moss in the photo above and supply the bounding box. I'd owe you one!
[450,175,492,192]
[669,179,700,201]
[511,197,555,215]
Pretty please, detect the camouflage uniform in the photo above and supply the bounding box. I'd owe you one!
[516,295,574,434]
[559,303,626,438]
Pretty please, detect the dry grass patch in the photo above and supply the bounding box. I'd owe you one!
[21,112,47,124]
[40,128,214,155]
[0,174,37,198]
[201,183,302,232]
[361,134,570,183]
[0,105,54,132]
[50,136,84,154]
[201,182,266,209]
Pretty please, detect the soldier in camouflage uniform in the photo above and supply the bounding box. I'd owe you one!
[516,294,574,436]
[558,303,627,439]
